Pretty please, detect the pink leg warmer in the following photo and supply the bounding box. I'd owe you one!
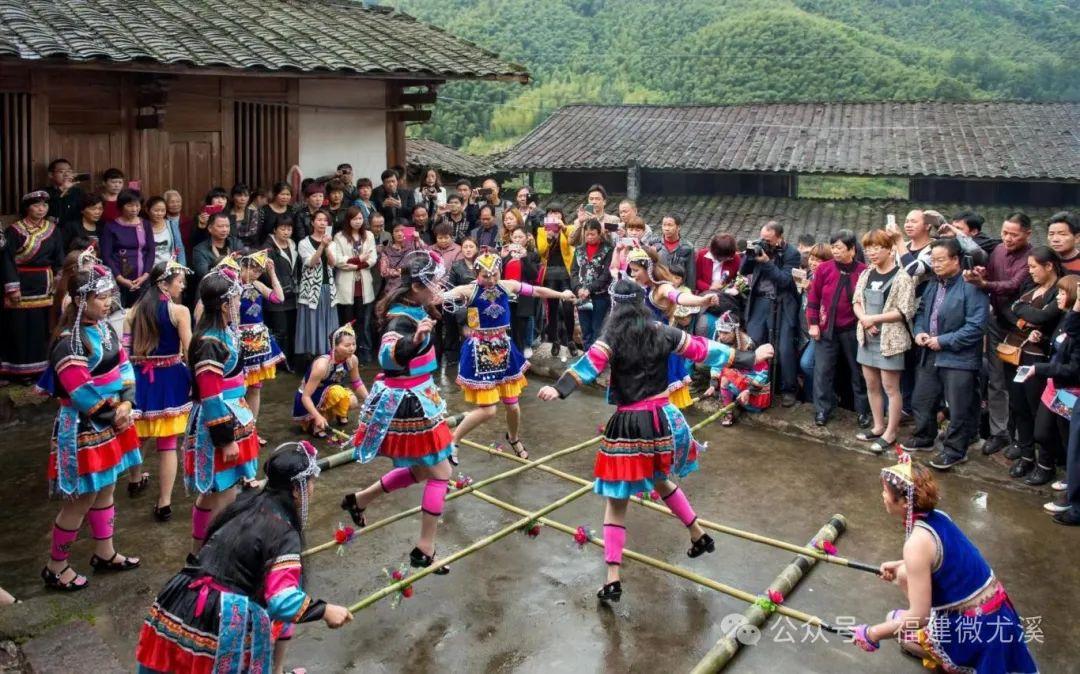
[87,504,115,540]
[420,478,449,517]
[192,505,213,542]
[50,524,79,562]
[502,397,519,405]
[603,524,626,565]
[380,467,418,493]
[157,435,178,451]
[662,487,698,527]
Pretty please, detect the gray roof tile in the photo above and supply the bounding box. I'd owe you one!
[502,102,1080,180]
[406,139,496,179]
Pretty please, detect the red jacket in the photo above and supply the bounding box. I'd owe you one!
[694,249,741,293]
[806,259,866,334]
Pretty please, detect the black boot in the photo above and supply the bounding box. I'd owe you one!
[410,547,450,575]
[1024,464,1055,487]
[1004,443,1025,461]
[687,533,716,558]
[597,580,622,603]
[1009,457,1034,479]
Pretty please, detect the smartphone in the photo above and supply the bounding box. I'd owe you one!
[604,221,619,233]
[73,172,91,182]
[582,204,595,215]
[478,188,493,198]
[402,226,417,241]
[1013,365,1034,383]
[886,213,897,229]
[618,237,637,247]
[202,204,224,216]
[544,219,561,235]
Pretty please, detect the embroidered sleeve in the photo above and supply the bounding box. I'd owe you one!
[263,531,326,623]
[51,338,116,426]
[378,315,422,369]
[671,327,757,371]
[193,339,234,447]
[116,331,136,404]
[555,341,611,398]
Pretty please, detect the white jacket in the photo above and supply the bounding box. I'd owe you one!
[331,230,378,305]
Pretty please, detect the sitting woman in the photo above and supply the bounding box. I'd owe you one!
[135,442,353,674]
[851,455,1038,673]
[292,323,368,438]
[703,311,771,426]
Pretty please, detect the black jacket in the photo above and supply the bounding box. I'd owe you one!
[1034,311,1080,388]
[371,187,415,224]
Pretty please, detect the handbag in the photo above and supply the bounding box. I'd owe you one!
[995,334,1031,366]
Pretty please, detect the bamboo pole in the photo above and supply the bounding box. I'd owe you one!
[347,483,594,613]
[302,428,607,557]
[457,439,879,574]
[689,515,849,673]
[464,487,850,634]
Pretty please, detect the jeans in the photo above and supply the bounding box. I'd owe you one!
[799,341,816,401]
[911,354,979,460]
[746,296,798,394]
[812,328,869,417]
[511,315,535,354]
[578,295,611,349]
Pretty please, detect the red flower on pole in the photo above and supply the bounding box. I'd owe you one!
[402,586,414,599]
[334,525,356,545]
[811,538,839,556]
[574,526,591,548]
[767,589,785,605]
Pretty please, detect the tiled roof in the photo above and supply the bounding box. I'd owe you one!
[501,102,1080,180]
[0,0,528,81]
[540,193,1064,248]
[406,139,496,179]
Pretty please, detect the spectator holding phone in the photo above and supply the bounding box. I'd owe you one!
[414,168,447,221]
[502,227,541,357]
[537,204,577,360]
[372,168,415,224]
[438,194,473,243]
[949,210,1000,258]
[470,205,502,251]
[477,177,512,225]
[695,233,741,294]
[570,184,620,245]
[964,212,1033,456]
[44,158,85,226]
[336,163,357,202]
[190,186,230,248]
[513,187,544,234]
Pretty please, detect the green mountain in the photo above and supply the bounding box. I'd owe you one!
[393,0,1080,155]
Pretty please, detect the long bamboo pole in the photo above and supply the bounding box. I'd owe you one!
[464,488,851,635]
[457,439,879,574]
[347,484,594,612]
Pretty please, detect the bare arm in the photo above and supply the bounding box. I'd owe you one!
[301,357,330,426]
[171,303,193,356]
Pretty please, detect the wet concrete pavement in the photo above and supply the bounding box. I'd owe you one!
[0,365,1076,673]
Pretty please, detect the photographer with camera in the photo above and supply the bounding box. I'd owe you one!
[44,158,85,226]
[570,184,621,245]
[739,221,802,407]
[477,177,513,225]
[963,212,1033,457]
[414,167,448,222]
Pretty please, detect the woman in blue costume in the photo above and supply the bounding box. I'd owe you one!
[40,254,142,591]
[292,322,368,438]
[538,278,771,602]
[619,245,718,408]
[237,249,285,442]
[136,442,353,674]
[125,259,193,522]
[851,454,1039,673]
[443,251,575,462]
[185,267,260,556]
[341,251,461,574]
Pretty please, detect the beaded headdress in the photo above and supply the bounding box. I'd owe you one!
[160,257,194,282]
[608,274,646,305]
[474,251,502,275]
[402,249,465,313]
[329,321,356,351]
[70,248,117,356]
[881,452,917,538]
[240,250,269,270]
[625,246,659,283]
[206,257,244,331]
[272,441,321,526]
[716,310,740,335]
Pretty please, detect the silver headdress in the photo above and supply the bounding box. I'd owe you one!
[715,310,740,335]
[608,272,646,305]
[281,441,321,527]
[160,257,194,283]
[207,256,244,333]
[402,249,465,313]
[626,246,659,284]
[70,248,117,356]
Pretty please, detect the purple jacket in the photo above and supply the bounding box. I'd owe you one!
[100,218,155,282]
[806,259,867,334]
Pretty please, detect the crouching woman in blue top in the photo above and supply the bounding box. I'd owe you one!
[851,455,1038,674]
[538,278,772,602]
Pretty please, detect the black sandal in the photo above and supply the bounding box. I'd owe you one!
[153,504,172,522]
[340,493,367,528]
[597,580,622,603]
[89,552,141,572]
[409,546,450,575]
[127,472,150,498]
[505,433,529,460]
[687,533,716,558]
[41,565,88,591]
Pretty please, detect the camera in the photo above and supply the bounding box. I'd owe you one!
[746,239,774,258]
[962,254,975,271]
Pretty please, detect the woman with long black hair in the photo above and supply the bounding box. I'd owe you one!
[125,260,193,521]
[538,278,771,602]
[341,251,458,574]
[185,267,260,554]
[40,254,142,591]
[136,442,353,674]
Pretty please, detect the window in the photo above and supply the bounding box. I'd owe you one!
[0,92,32,216]
[234,100,290,189]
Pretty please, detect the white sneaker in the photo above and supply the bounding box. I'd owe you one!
[524,347,533,359]
[1052,480,1067,492]
[1044,496,1070,514]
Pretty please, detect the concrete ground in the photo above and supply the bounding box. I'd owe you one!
[0,364,1074,673]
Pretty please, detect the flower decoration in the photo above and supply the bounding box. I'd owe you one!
[450,473,474,490]
[635,490,662,502]
[766,589,785,605]
[521,519,541,538]
[382,563,413,608]
[334,523,356,556]
[811,538,839,556]
[573,526,593,548]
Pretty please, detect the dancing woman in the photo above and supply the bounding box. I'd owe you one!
[125,259,193,521]
[538,278,771,602]
[622,245,718,408]
[292,322,368,438]
[136,442,353,674]
[41,255,142,591]
[444,251,575,461]
[851,456,1038,673]
[237,249,286,439]
[185,267,260,554]
[341,251,459,573]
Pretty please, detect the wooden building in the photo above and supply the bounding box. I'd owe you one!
[501,101,1078,245]
[404,138,507,185]
[0,0,528,217]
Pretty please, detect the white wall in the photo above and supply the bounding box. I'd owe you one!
[298,79,387,183]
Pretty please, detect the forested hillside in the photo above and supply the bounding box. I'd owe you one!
[392,0,1079,155]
